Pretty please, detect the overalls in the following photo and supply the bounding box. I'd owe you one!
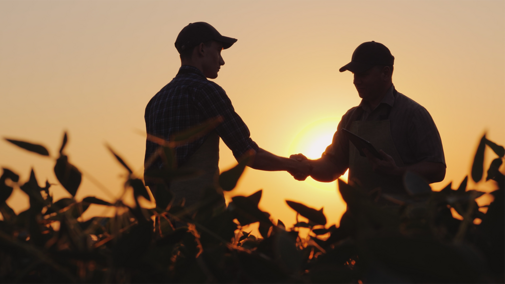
[347,105,406,199]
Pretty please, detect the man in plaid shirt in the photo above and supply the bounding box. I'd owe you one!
[144,22,308,208]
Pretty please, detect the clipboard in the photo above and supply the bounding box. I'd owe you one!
[342,128,384,160]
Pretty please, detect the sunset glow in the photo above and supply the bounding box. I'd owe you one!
[1,0,503,229]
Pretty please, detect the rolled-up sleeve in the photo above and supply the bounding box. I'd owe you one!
[194,83,259,160]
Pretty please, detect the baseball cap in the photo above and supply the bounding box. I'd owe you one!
[175,22,237,53]
[339,41,394,73]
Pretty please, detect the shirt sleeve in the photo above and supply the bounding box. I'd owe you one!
[407,106,446,165]
[194,83,259,160]
[322,108,357,175]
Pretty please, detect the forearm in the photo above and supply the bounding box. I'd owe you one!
[309,158,346,182]
[250,148,301,172]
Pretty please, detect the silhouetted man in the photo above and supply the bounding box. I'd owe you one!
[145,22,308,208]
[291,41,446,199]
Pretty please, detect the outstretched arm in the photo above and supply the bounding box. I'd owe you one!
[249,148,312,175]
[289,154,346,182]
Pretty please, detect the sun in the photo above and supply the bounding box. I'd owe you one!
[288,117,348,188]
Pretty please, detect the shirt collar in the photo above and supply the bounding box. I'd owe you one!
[177,65,206,79]
[358,85,395,112]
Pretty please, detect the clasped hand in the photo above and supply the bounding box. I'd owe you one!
[288,153,312,181]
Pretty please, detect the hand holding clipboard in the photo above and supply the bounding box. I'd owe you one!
[342,128,384,160]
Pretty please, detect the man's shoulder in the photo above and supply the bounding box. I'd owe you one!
[394,90,428,112]
[342,106,360,120]
[155,74,226,99]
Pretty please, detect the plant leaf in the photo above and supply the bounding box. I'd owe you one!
[218,150,253,191]
[0,168,19,204]
[5,138,50,157]
[59,132,68,154]
[277,219,286,230]
[169,116,223,147]
[404,171,432,195]
[231,195,272,226]
[247,189,262,206]
[457,176,468,193]
[294,222,311,228]
[54,155,82,197]
[82,196,112,206]
[485,139,505,158]
[337,179,358,208]
[486,158,503,181]
[313,228,329,235]
[106,145,132,174]
[274,229,303,274]
[471,134,486,183]
[286,200,327,225]
[128,178,151,201]
[441,182,453,193]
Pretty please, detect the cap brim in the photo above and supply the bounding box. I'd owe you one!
[219,36,237,49]
[339,62,373,73]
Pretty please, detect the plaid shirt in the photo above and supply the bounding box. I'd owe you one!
[144,65,258,171]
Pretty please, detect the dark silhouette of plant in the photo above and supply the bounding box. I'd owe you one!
[0,124,503,283]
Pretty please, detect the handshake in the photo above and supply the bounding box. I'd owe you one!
[288,153,313,181]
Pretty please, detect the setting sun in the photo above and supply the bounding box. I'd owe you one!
[289,117,349,187]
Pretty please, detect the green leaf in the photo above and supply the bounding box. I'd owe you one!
[247,189,262,206]
[151,183,173,210]
[156,227,188,247]
[0,202,16,222]
[82,196,112,206]
[361,236,484,283]
[274,229,303,274]
[170,116,223,147]
[486,158,503,181]
[5,138,50,156]
[231,195,272,226]
[338,179,359,208]
[286,200,327,225]
[236,250,285,283]
[441,182,453,193]
[485,139,505,158]
[59,131,68,154]
[112,222,153,267]
[1,168,19,204]
[404,171,431,195]
[471,134,486,183]
[277,219,286,230]
[457,176,468,193]
[199,209,237,246]
[54,155,82,197]
[218,151,253,191]
[313,228,329,235]
[20,169,46,213]
[69,201,91,219]
[44,197,76,215]
[106,145,132,174]
[294,222,311,228]
[127,178,151,201]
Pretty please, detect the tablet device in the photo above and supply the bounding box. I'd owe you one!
[342,128,384,160]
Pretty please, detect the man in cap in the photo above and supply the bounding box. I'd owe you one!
[144,22,308,208]
[291,41,446,199]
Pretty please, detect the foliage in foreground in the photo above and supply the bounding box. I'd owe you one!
[0,123,504,283]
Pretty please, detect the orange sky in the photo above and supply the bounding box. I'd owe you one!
[1,0,504,227]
